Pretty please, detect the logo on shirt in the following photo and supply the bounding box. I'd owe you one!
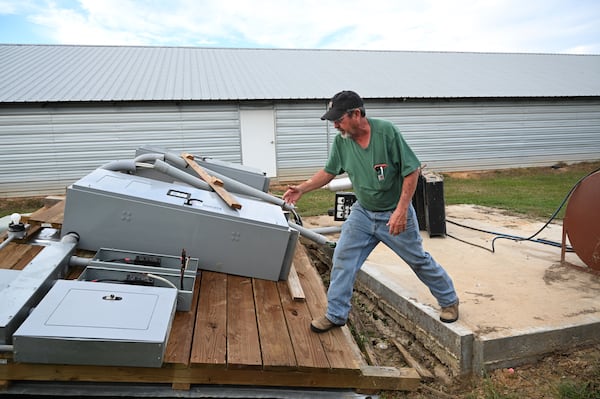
[374,163,388,181]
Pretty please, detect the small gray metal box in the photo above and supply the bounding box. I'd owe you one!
[13,280,177,368]
[90,248,199,277]
[80,248,198,311]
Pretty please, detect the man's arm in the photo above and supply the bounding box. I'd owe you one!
[282,169,335,205]
[386,168,419,235]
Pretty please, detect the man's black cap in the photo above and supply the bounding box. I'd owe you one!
[321,90,364,121]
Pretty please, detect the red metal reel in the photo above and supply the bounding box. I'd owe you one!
[564,171,600,270]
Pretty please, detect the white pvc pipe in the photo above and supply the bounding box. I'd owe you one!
[324,177,352,191]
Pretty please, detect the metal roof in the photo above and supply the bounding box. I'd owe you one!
[1,44,599,103]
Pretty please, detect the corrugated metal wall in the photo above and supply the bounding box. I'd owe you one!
[1,98,599,197]
[274,98,600,181]
[0,102,241,197]
[274,103,330,181]
[367,98,600,172]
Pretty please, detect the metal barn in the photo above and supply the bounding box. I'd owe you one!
[1,45,599,197]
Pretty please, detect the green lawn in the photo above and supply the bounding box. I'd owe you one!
[443,161,600,219]
[272,161,600,220]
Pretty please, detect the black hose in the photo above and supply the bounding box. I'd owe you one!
[446,166,600,252]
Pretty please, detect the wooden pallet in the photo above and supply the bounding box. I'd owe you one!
[0,200,420,393]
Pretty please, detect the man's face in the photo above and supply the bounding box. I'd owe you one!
[334,109,356,138]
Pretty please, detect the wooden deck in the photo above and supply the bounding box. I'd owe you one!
[0,200,419,393]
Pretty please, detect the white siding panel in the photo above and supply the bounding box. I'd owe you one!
[0,103,240,197]
[366,99,600,172]
[1,98,599,196]
[277,99,600,181]
[275,103,331,181]
[273,98,600,182]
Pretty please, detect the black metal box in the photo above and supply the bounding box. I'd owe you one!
[423,172,446,237]
[334,192,357,221]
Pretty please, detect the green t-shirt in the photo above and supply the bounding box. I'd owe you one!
[324,118,421,211]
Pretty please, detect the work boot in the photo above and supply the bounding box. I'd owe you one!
[310,315,345,333]
[440,301,459,323]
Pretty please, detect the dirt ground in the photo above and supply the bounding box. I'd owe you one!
[304,237,600,399]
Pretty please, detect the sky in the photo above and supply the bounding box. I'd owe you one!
[0,0,599,54]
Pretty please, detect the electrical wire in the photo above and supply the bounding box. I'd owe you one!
[288,206,303,226]
[446,166,600,253]
[445,231,494,253]
[146,273,178,290]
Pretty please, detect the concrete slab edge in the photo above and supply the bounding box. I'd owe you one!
[474,320,600,373]
[357,263,474,376]
[358,263,600,376]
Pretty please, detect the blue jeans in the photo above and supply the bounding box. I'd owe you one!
[325,202,458,325]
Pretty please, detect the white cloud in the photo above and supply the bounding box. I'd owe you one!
[1,0,599,53]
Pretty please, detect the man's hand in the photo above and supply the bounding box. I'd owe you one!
[387,207,408,235]
[282,185,303,205]
[387,169,419,235]
[282,170,336,206]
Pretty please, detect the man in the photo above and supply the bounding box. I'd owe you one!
[283,90,459,333]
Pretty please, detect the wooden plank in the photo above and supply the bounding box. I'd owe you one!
[164,274,202,367]
[360,365,421,392]
[227,275,262,368]
[292,245,363,373]
[277,280,330,371]
[349,309,379,366]
[392,338,434,381]
[0,243,43,270]
[171,382,191,390]
[286,264,305,302]
[181,152,242,210]
[25,200,65,227]
[252,278,297,370]
[0,363,420,391]
[190,272,227,367]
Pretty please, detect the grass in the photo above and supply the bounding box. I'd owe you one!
[557,380,600,399]
[271,161,600,220]
[443,161,600,219]
[0,196,46,218]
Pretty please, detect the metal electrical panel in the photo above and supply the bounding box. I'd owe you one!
[61,168,298,281]
[135,145,271,192]
[13,280,177,368]
[0,238,77,344]
[78,248,199,311]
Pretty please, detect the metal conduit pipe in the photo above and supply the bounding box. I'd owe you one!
[99,159,137,172]
[61,232,80,244]
[152,159,211,191]
[162,151,188,169]
[310,226,342,235]
[134,153,165,164]
[0,345,13,352]
[69,256,92,268]
[162,152,294,211]
[100,154,166,173]
[288,222,335,247]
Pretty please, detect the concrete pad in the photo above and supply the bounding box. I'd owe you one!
[303,205,600,375]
